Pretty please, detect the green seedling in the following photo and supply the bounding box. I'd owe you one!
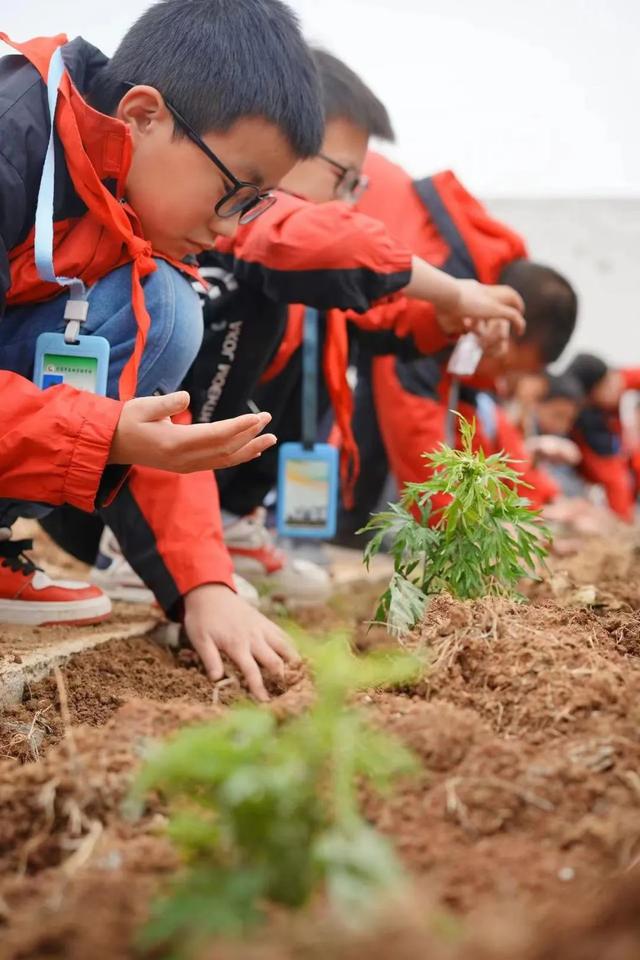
[132,633,421,959]
[360,415,550,638]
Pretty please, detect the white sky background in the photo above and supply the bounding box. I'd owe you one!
[3,0,639,197]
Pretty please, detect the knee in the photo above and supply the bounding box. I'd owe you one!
[139,259,204,395]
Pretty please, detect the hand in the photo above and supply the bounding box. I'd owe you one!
[183,583,300,701]
[526,435,582,465]
[437,279,525,350]
[108,391,276,472]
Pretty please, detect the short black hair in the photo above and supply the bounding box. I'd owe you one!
[90,0,324,158]
[312,48,394,141]
[565,353,609,394]
[544,372,585,404]
[498,259,578,364]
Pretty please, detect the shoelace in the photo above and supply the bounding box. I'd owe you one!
[0,539,41,576]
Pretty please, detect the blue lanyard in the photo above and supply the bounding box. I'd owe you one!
[301,307,319,449]
[34,46,88,340]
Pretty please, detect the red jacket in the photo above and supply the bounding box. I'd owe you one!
[570,368,640,521]
[349,152,558,511]
[0,34,236,612]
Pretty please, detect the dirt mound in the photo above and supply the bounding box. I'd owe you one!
[2,536,640,959]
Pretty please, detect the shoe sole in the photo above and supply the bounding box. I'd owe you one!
[0,594,112,626]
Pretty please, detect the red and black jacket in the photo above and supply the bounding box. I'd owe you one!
[572,369,640,521]
[0,34,236,615]
[345,152,557,510]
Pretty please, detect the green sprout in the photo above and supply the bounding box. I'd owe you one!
[131,633,421,959]
[360,415,550,638]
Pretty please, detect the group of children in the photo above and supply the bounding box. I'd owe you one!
[0,0,634,700]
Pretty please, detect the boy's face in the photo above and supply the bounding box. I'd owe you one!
[478,339,545,386]
[536,397,580,436]
[279,117,369,204]
[119,88,298,259]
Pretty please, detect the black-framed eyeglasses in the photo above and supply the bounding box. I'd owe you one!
[318,153,369,203]
[123,83,277,225]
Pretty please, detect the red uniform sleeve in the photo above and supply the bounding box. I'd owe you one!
[102,467,235,617]
[214,191,412,312]
[341,296,452,356]
[99,409,235,618]
[576,441,635,522]
[621,369,640,391]
[0,371,123,511]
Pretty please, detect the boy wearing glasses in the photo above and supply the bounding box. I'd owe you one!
[0,0,324,675]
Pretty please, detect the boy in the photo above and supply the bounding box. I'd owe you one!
[0,0,326,677]
[565,353,640,521]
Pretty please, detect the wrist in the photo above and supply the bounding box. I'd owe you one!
[184,581,235,612]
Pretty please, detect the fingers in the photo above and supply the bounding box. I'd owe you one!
[211,411,273,446]
[224,433,277,468]
[191,634,225,683]
[137,390,191,422]
[263,624,301,664]
[234,652,270,702]
[252,639,285,679]
[490,287,525,334]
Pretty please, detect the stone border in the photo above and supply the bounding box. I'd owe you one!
[0,618,158,708]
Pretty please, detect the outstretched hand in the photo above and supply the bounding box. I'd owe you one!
[109,391,276,472]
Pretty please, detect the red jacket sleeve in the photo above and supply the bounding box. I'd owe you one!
[341,296,452,356]
[213,192,412,312]
[576,441,635,522]
[0,371,123,511]
[621,369,640,391]
[100,466,235,618]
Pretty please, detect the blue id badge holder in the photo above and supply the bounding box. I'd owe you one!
[31,47,110,396]
[276,308,339,539]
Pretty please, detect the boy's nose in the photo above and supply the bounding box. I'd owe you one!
[210,216,238,240]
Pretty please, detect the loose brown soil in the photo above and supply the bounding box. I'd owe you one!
[1,535,640,959]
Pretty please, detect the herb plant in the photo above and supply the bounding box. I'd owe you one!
[361,415,550,638]
[133,634,420,959]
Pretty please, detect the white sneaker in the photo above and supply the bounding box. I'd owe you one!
[90,528,260,607]
[223,508,332,606]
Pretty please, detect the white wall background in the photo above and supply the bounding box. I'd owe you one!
[3,0,639,360]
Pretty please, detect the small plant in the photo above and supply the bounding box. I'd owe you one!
[361,415,550,638]
[132,634,421,959]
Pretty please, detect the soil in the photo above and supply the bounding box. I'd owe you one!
[1,534,640,959]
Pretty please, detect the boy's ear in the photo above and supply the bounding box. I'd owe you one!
[116,85,171,134]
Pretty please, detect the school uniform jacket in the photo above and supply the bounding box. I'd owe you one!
[572,368,640,521]
[345,151,558,511]
[0,33,234,613]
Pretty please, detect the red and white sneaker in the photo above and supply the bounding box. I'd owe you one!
[223,508,332,606]
[0,538,112,626]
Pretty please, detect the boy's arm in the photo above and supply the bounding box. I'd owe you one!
[213,192,413,311]
[214,193,524,343]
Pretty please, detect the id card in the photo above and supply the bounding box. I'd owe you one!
[34,332,110,396]
[277,442,339,539]
[447,332,483,376]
